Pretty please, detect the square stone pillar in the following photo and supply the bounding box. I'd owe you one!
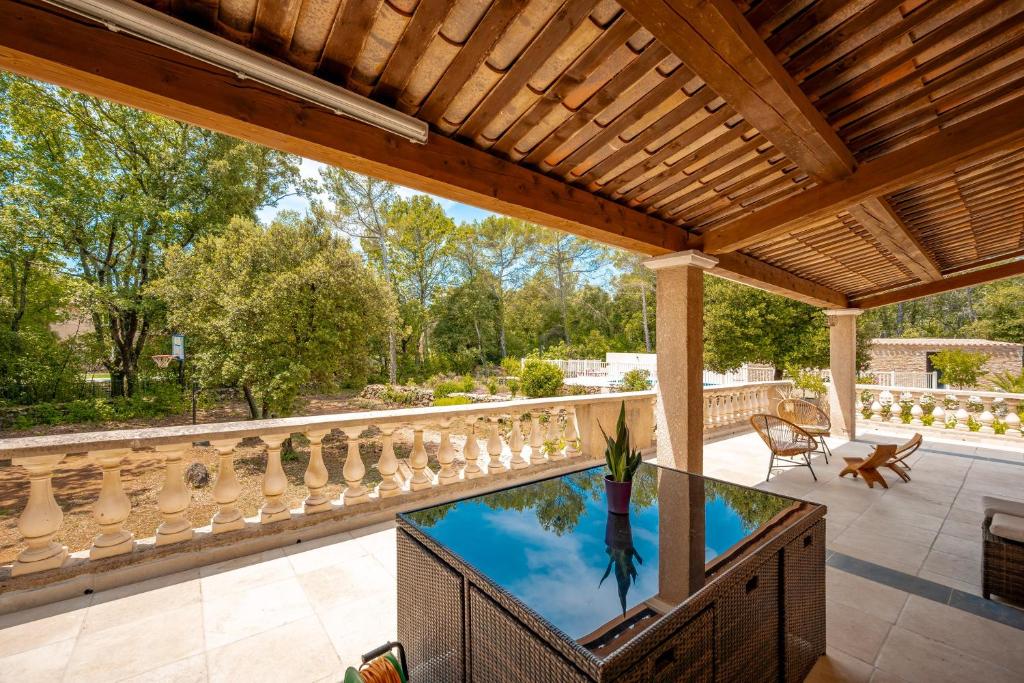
[644,250,718,473]
[826,308,863,440]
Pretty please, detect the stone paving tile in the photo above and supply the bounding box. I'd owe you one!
[206,614,342,683]
[0,594,89,659]
[875,626,1020,683]
[806,646,875,683]
[826,567,909,624]
[0,636,75,681]
[203,575,313,650]
[826,599,893,664]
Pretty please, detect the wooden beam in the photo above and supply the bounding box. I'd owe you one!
[710,252,847,308]
[853,259,1024,309]
[0,0,848,308]
[0,0,690,256]
[618,0,943,281]
[702,94,1024,254]
[846,199,942,281]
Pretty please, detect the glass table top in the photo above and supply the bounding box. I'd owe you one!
[401,463,815,658]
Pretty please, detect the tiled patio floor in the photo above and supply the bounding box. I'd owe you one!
[1,427,1022,682]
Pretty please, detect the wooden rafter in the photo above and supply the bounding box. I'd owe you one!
[853,259,1024,309]
[0,0,847,309]
[702,94,1024,254]
[618,0,943,282]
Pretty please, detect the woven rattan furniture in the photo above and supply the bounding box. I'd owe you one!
[776,399,832,463]
[397,463,826,682]
[982,496,1024,606]
[751,414,818,482]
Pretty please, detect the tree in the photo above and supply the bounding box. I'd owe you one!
[610,252,655,353]
[314,168,402,383]
[929,349,989,390]
[703,276,830,376]
[967,277,1024,344]
[431,275,501,369]
[0,74,300,396]
[386,195,457,368]
[156,216,396,418]
[456,216,537,358]
[535,231,609,344]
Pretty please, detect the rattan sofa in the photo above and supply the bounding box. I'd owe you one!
[981,496,1024,605]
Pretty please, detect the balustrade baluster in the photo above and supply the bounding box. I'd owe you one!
[409,428,434,490]
[955,398,970,431]
[910,396,924,426]
[462,418,484,479]
[870,394,883,421]
[509,413,528,469]
[545,410,565,460]
[889,401,902,424]
[304,429,332,513]
[12,454,67,576]
[486,417,505,471]
[437,421,459,484]
[1005,400,1022,437]
[979,399,995,434]
[342,427,369,503]
[154,444,193,546]
[376,427,403,496]
[260,434,292,523]
[90,448,135,559]
[209,438,245,533]
[564,408,581,457]
[529,412,545,464]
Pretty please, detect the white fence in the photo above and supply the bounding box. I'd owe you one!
[539,358,775,387]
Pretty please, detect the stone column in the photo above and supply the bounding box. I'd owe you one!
[644,250,718,473]
[826,308,863,440]
[12,454,67,576]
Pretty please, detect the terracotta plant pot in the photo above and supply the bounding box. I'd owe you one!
[604,475,633,515]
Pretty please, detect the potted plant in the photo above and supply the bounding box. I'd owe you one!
[602,401,642,514]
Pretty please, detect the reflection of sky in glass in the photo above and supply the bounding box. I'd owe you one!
[404,466,789,644]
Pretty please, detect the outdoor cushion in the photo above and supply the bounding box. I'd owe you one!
[982,496,1024,519]
[990,513,1024,544]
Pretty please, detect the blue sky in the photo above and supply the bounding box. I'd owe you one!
[257,157,497,225]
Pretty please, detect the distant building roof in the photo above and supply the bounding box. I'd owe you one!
[870,338,1022,350]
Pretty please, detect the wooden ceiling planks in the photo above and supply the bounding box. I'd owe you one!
[11,0,1024,309]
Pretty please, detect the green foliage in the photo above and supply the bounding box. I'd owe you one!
[519,359,564,398]
[990,369,1024,393]
[433,375,475,398]
[432,396,472,407]
[929,349,990,389]
[922,414,935,427]
[381,385,417,405]
[7,387,186,429]
[601,402,642,483]
[705,480,794,533]
[507,378,520,396]
[500,357,522,377]
[541,330,613,360]
[157,216,396,418]
[785,365,828,398]
[620,368,653,392]
[486,377,499,395]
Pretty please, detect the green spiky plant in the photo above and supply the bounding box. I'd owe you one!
[602,401,643,482]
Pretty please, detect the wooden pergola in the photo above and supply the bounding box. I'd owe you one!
[2,0,1022,469]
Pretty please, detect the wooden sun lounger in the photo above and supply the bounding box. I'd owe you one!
[839,444,898,489]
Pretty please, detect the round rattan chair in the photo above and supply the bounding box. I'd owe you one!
[777,398,832,463]
[750,414,818,481]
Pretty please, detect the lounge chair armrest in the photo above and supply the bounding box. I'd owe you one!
[982,496,1024,520]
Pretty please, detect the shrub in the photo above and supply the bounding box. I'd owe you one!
[922,414,935,427]
[930,349,989,389]
[382,385,416,405]
[433,396,472,407]
[621,368,653,391]
[486,378,498,395]
[432,374,475,398]
[507,378,520,396]
[520,359,564,398]
[500,358,522,377]
[990,369,1024,393]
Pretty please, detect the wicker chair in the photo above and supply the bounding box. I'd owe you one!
[751,414,818,482]
[777,398,832,463]
[982,496,1024,605]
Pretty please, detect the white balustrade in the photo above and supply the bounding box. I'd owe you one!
[7,388,798,578]
[855,384,1024,439]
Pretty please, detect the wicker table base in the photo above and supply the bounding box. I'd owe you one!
[397,515,826,682]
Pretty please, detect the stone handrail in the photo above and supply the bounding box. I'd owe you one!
[856,384,1023,438]
[0,391,656,578]
[702,381,790,434]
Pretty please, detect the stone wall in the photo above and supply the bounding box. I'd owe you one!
[868,342,1023,389]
